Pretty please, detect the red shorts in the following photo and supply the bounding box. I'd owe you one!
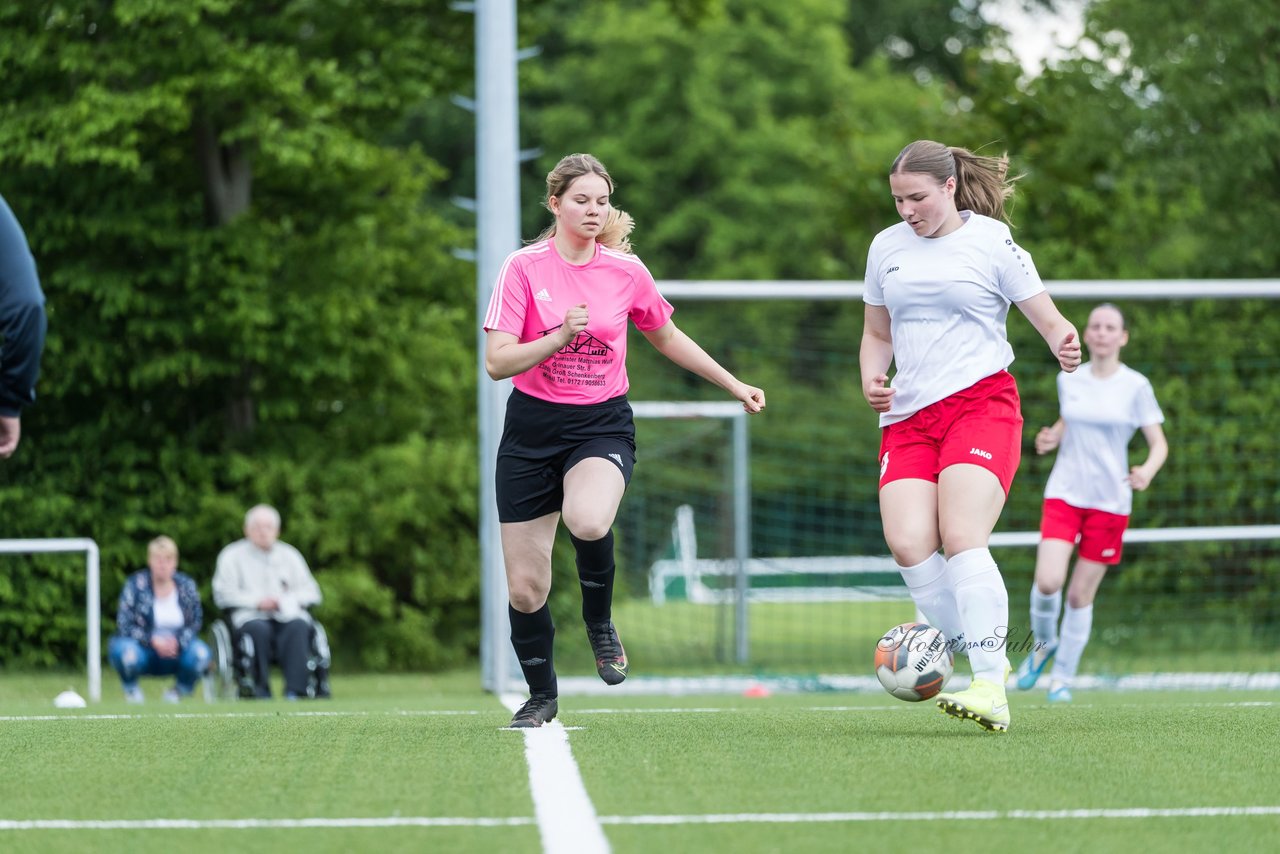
[1040,498,1130,564]
[878,372,1023,495]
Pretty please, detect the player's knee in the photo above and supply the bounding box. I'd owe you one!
[883,530,938,567]
[1065,589,1096,609]
[1035,577,1065,596]
[507,578,550,612]
[563,517,612,542]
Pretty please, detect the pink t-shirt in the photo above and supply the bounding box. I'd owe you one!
[483,239,675,404]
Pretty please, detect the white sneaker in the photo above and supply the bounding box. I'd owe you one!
[124,686,145,704]
[162,688,182,704]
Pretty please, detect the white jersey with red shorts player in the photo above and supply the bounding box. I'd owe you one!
[1043,362,1164,516]
[863,211,1046,427]
[483,239,674,404]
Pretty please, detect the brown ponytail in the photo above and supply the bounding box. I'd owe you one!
[891,140,1022,224]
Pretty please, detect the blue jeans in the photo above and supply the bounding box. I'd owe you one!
[109,636,211,694]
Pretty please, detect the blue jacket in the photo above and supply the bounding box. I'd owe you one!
[0,193,47,418]
[115,570,204,651]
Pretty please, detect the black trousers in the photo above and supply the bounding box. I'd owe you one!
[239,618,312,698]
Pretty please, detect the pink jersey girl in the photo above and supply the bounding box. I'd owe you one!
[860,140,1081,733]
[483,153,766,729]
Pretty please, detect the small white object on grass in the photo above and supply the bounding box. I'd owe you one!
[54,689,87,709]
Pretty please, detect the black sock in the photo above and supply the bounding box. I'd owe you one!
[571,531,615,624]
[509,603,557,697]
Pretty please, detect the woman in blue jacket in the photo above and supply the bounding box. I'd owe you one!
[109,536,211,703]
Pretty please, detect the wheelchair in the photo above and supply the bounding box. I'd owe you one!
[209,611,331,701]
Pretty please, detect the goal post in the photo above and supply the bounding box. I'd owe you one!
[654,279,1280,301]
[0,538,102,702]
[630,401,751,663]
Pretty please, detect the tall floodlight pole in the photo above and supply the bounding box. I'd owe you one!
[475,0,522,694]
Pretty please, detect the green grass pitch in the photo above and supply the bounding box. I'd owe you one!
[1,671,1276,853]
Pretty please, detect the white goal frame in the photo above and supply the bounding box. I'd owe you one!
[630,401,752,662]
[0,538,102,702]
[654,279,1280,301]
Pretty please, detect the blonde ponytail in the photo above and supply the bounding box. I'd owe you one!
[595,208,635,253]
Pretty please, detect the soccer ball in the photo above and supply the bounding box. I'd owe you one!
[874,622,954,702]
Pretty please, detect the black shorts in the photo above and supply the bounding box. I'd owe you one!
[496,388,637,523]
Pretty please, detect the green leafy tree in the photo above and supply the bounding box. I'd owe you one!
[983,0,1279,278]
[845,0,989,83]
[522,0,990,281]
[0,0,479,669]
[1082,0,1280,277]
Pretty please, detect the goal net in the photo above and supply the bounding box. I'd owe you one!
[507,281,1280,694]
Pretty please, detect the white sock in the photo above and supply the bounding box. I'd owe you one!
[1050,603,1093,687]
[947,548,1009,684]
[897,552,967,658]
[1030,586,1062,656]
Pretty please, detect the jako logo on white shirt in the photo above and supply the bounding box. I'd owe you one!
[534,288,552,302]
[969,447,993,460]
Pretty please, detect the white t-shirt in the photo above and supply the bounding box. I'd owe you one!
[1043,362,1164,515]
[152,589,184,635]
[863,212,1046,426]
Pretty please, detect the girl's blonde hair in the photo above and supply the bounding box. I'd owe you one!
[891,140,1022,224]
[538,153,635,253]
[147,535,178,560]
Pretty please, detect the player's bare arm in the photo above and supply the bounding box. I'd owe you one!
[1035,418,1065,455]
[641,320,765,413]
[859,304,896,412]
[1016,292,1080,372]
[1128,422,1169,490]
[484,304,589,381]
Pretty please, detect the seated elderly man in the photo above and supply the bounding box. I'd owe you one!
[213,504,323,699]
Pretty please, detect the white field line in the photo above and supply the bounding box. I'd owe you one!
[499,693,610,854]
[600,806,1280,824]
[0,699,1273,724]
[3,805,1278,832]
[0,818,534,830]
[0,710,487,722]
